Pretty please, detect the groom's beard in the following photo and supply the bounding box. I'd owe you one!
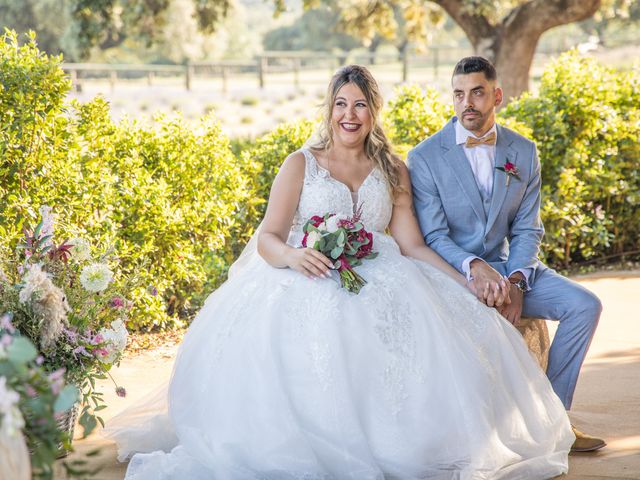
[460,109,490,134]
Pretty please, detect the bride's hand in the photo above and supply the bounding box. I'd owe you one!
[287,248,334,279]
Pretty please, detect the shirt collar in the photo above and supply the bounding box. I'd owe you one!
[455,118,497,146]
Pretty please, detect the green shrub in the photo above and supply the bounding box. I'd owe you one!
[0,31,254,331]
[80,108,253,329]
[0,30,71,239]
[239,119,316,220]
[383,84,453,157]
[240,96,259,106]
[501,51,640,267]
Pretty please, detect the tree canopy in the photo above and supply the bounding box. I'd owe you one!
[7,0,633,100]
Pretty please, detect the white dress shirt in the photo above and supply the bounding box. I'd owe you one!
[455,121,531,288]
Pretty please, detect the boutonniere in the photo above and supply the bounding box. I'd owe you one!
[495,161,521,186]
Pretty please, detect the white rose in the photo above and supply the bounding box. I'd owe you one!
[80,263,113,293]
[97,319,128,363]
[325,214,349,233]
[306,230,322,249]
[69,238,91,263]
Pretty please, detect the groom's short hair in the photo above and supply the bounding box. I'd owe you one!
[452,56,497,82]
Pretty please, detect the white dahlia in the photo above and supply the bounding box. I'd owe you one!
[80,263,113,293]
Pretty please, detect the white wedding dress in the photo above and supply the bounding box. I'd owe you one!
[106,147,573,479]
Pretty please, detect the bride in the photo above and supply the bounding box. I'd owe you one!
[106,65,574,479]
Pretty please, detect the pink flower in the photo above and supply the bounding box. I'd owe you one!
[95,348,109,357]
[111,296,125,308]
[337,219,355,229]
[0,314,15,333]
[504,161,516,172]
[48,368,66,395]
[25,384,37,397]
[93,333,104,344]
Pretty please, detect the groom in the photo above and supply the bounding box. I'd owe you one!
[407,56,605,452]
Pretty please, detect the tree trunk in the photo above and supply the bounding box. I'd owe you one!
[433,0,602,102]
[473,29,541,104]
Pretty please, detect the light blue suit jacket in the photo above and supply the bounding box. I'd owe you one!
[408,117,546,285]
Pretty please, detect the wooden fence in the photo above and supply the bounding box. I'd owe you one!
[62,46,470,93]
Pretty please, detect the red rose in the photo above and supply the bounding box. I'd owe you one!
[310,215,325,227]
[338,254,351,271]
[356,232,374,258]
[504,162,516,172]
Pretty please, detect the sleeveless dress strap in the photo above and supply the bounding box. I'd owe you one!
[300,147,318,180]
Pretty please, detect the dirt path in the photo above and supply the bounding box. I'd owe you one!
[56,271,640,479]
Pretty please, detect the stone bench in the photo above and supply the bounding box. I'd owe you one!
[515,317,550,372]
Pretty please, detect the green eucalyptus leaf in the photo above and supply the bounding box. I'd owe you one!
[7,336,37,364]
[54,384,79,413]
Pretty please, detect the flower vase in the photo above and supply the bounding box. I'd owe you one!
[55,401,80,458]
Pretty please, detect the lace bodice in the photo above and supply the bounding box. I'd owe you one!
[290,148,393,244]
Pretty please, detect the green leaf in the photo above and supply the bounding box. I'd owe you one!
[7,336,37,364]
[33,219,44,238]
[54,385,79,413]
[330,246,343,259]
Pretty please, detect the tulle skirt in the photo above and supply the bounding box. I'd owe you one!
[105,234,573,479]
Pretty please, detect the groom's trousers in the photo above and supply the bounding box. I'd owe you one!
[520,267,602,410]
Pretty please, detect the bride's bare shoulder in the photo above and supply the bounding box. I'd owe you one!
[279,150,306,173]
[273,150,306,185]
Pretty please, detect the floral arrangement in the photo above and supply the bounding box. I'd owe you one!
[0,206,129,443]
[496,160,521,186]
[302,207,378,294]
[0,314,94,479]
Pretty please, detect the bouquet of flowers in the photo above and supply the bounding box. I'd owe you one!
[302,208,378,294]
[0,206,129,446]
[1,314,93,479]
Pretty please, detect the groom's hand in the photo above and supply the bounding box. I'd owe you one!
[497,283,524,324]
[469,259,510,307]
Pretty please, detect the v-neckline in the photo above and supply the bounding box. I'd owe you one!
[305,148,376,194]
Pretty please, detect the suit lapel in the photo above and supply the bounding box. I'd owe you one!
[441,119,486,223]
[486,126,516,233]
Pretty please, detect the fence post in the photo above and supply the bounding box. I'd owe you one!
[433,46,439,79]
[69,69,80,92]
[293,58,300,89]
[185,63,194,91]
[147,71,154,86]
[222,67,228,94]
[402,49,408,83]
[257,56,266,88]
[109,70,117,92]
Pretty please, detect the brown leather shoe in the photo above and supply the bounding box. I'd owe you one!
[570,425,606,452]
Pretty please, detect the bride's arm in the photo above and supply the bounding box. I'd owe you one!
[257,152,333,278]
[389,163,468,287]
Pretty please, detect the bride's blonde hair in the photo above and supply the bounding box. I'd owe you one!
[312,65,403,197]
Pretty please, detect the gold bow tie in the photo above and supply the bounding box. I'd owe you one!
[465,132,496,148]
